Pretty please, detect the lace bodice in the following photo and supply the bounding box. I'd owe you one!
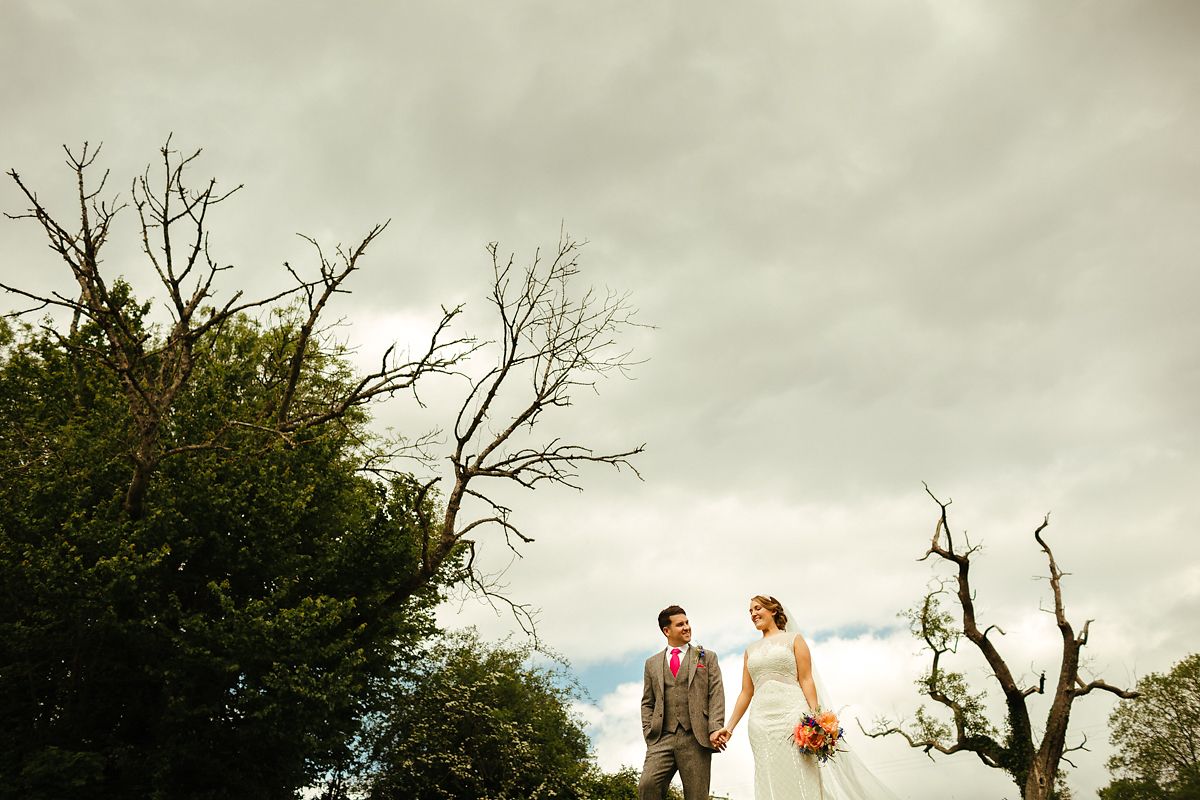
[747,632,799,689]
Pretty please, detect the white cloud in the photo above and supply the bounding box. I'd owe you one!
[573,681,647,774]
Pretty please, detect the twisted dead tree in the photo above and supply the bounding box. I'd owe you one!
[866,485,1138,800]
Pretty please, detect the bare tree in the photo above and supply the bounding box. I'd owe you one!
[381,233,645,639]
[4,140,643,633]
[2,140,472,518]
[866,485,1138,800]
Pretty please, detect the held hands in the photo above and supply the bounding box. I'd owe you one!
[710,727,732,751]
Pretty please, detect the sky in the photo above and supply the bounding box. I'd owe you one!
[3,1,1199,797]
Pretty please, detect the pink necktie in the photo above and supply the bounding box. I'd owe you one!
[670,647,682,677]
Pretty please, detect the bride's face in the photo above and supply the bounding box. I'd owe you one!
[749,600,774,632]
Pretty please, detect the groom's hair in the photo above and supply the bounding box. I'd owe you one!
[658,605,686,632]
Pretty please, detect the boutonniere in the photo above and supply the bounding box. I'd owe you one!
[696,646,707,668]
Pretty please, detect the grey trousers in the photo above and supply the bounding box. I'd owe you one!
[638,727,712,800]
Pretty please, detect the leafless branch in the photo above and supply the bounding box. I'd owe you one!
[1074,677,1139,699]
[1059,732,1090,769]
[368,231,644,634]
[355,429,441,479]
[859,719,1001,768]
[451,543,542,646]
[277,301,477,433]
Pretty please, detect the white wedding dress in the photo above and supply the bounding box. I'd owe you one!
[747,632,824,799]
[746,631,900,800]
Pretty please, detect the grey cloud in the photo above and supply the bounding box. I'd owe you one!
[4,3,1199,795]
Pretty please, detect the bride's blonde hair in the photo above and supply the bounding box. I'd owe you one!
[752,595,788,630]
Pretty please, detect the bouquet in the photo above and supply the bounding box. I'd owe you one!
[793,709,843,762]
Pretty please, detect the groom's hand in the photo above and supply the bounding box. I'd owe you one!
[710,728,731,751]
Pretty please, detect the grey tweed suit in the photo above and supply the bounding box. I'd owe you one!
[638,645,725,800]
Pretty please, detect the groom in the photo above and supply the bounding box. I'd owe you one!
[638,605,725,800]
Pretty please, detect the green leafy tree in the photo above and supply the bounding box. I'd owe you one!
[0,306,451,798]
[868,487,1137,800]
[342,631,680,800]
[360,629,589,800]
[1099,654,1200,800]
[581,766,683,800]
[1,142,642,798]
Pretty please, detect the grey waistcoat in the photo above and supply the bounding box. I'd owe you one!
[662,655,692,733]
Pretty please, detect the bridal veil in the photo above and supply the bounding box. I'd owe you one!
[780,603,902,800]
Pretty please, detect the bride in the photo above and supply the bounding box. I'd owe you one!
[712,595,898,800]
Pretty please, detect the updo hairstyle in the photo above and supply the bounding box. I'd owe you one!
[752,595,788,631]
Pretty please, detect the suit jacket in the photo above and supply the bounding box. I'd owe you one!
[641,644,725,751]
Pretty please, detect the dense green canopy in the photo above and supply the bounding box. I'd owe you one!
[357,629,677,800]
[362,629,592,799]
[0,306,452,799]
[1101,653,1200,800]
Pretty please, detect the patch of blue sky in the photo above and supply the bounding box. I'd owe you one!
[572,653,648,702]
[808,623,903,643]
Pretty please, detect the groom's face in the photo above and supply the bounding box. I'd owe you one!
[661,613,692,647]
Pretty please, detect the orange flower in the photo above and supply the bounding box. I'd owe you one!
[816,711,840,736]
[793,724,816,749]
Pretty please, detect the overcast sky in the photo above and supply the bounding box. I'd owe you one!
[4,2,1199,797]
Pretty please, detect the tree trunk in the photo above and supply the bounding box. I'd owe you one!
[1025,752,1056,800]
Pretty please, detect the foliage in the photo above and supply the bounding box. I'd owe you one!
[581,765,683,800]
[359,629,594,800]
[1100,653,1200,800]
[1099,773,1200,800]
[0,308,454,799]
[902,594,996,744]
